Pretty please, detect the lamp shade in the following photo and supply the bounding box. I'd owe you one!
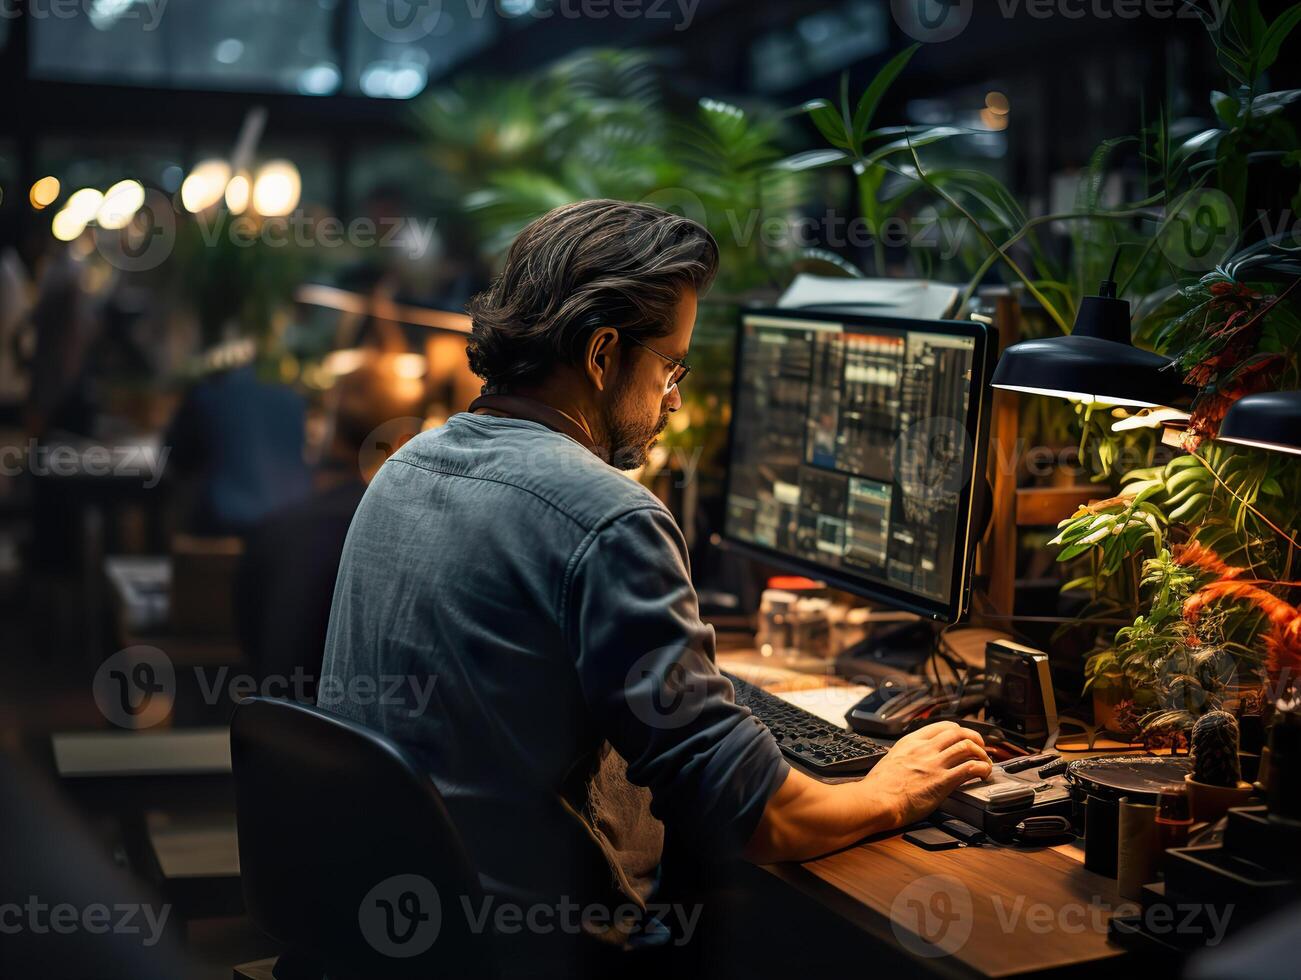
[991,273,1196,408]
[991,334,1194,408]
[1218,390,1301,456]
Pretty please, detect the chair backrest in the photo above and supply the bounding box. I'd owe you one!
[230,697,494,980]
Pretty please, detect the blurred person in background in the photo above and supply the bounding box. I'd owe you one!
[236,353,430,697]
[25,242,99,440]
[163,340,312,537]
[0,248,33,423]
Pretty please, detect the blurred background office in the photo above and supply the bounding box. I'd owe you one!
[1,1,1299,977]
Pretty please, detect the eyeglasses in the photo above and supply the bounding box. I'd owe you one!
[622,333,691,394]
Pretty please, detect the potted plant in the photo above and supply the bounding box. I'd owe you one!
[1185,709,1255,822]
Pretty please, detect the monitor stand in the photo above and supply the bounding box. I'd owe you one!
[834,618,937,679]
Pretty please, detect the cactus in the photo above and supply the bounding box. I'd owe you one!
[1191,710,1242,787]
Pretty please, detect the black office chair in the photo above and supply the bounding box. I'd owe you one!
[230,697,496,980]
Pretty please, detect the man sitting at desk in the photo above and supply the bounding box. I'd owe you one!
[319,200,992,973]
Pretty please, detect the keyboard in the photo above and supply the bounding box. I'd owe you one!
[724,671,887,776]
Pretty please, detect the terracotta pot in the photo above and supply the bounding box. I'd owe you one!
[1184,773,1254,824]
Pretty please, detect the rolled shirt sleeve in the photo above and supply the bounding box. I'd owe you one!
[566,504,790,859]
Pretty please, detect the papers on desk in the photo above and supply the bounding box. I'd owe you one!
[772,685,872,730]
[777,274,963,321]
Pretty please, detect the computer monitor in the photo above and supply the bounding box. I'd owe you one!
[722,308,994,622]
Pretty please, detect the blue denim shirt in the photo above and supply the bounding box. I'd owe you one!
[319,413,788,911]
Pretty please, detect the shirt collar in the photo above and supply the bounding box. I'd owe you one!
[468,394,600,457]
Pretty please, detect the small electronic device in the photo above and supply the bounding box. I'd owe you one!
[1038,758,1070,778]
[724,671,886,777]
[940,756,1073,842]
[1013,815,1073,844]
[845,683,937,737]
[983,639,1058,747]
[938,818,986,845]
[721,309,994,623]
[986,783,1037,811]
[1000,752,1059,774]
[904,827,964,851]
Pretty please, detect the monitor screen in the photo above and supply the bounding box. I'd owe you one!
[722,309,993,621]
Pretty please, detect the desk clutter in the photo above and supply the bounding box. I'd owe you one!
[727,624,1301,962]
[895,700,1301,955]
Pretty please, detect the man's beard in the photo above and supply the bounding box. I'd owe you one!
[603,398,670,471]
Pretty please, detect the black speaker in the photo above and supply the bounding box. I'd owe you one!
[984,640,1058,746]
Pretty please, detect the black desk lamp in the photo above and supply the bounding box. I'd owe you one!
[1217,390,1301,456]
[991,253,1197,408]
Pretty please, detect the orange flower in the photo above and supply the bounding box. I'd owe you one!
[1173,542,1243,580]
[1184,580,1301,684]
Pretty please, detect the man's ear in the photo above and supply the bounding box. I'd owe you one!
[584,326,621,392]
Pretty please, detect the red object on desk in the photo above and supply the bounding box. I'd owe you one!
[767,576,823,591]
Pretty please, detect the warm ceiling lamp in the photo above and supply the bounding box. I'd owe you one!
[225,172,251,215]
[181,159,232,213]
[96,179,146,230]
[252,160,302,217]
[30,176,60,210]
[51,208,88,242]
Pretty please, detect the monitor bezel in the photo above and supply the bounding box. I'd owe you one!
[719,307,994,624]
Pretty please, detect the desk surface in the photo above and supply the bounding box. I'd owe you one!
[51,727,231,777]
[718,649,1130,977]
[767,834,1126,977]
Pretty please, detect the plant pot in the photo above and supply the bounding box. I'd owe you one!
[1184,773,1254,824]
[1093,688,1134,734]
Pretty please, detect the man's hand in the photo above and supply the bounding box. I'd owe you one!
[745,721,993,864]
[859,721,993,829]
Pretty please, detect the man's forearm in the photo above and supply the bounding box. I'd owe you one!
[742,767,898,864]
[742,721,993,864]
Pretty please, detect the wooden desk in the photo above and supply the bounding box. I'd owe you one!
[717,649,1130,977]
[144,809,244,919]
[767,835,1126,977]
